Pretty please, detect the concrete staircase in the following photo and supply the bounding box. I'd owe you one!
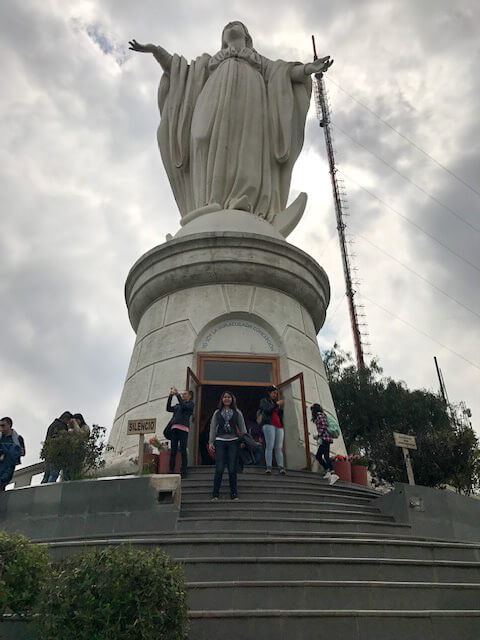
[48,466,480,639]
[181,467,480,639]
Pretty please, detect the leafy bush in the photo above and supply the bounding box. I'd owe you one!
[40,424,108,481]
[324,344,480,492]
[37,547,188,640]
[0,532,50,615]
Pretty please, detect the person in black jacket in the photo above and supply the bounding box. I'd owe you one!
[167,387,194,478]
[208,391,247,500]
[41,411,73,483]
[259,386,285,474]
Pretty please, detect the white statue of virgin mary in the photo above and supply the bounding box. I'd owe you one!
[130,21,332,226]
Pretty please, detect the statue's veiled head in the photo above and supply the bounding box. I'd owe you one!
[221,21,253,49]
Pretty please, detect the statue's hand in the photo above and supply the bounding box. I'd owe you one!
[128,39,154,53]
[305,56,334,75]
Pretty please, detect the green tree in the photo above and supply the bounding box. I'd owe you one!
[323,344,480,493]
[40,424,108,481]
[448,417,480,495]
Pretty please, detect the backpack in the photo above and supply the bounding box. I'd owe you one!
[163,417,174,441]
[326,414,340,438]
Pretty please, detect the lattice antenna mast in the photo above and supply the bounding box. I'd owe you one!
[312,35,367,370]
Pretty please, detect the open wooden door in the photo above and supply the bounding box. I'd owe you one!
[186,367,202,465]
[278,372,312,471]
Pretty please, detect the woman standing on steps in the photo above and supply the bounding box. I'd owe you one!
[208,391,247,501]
[167,387,194,479]
[311,403,339,485]
[259,386,286,475]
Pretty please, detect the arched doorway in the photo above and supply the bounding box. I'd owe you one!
[187,354,311,469]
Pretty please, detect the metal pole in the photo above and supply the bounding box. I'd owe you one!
[402,447,415,485]
[314,69,365,369]
[434,356,447,404]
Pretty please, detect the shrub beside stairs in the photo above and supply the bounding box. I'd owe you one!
[49,466,480,639]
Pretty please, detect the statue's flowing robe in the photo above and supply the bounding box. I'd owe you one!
[157,47,311,220]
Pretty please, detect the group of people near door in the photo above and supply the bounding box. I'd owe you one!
[166,384,339,501]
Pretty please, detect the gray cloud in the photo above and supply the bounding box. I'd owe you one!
[1,0,479,468]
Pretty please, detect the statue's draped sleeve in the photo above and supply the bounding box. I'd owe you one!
[157,53,211,216]
[265,60,312,207]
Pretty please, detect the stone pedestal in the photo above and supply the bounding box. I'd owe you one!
[106,213,347,472]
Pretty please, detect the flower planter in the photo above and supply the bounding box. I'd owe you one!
[157,450,181,474]
[333,459,352,482]
[351,464,368,486]
[143,453,159,474]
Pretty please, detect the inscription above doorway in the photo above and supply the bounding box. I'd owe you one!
[199,319,277,353]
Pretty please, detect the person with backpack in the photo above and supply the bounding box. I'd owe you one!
[0,417,23,491]
[259,386,286,475]
[311,403,339,485]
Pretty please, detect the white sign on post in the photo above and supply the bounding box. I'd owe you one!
[127,419,157,473]
[127,419,157,435]
[393,432,417,450]
[393,431,416,485]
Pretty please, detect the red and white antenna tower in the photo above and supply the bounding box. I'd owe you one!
[311,35,368,369]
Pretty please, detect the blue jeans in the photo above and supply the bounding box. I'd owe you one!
[316,442,333,472]
[263,424,284,469]
[41,469,60,483]
[213,439,239,498]
[253,445,263,465]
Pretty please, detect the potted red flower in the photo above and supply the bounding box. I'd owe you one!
[148,436,181,473]
[333,454,351,482]
[348,454,369,486]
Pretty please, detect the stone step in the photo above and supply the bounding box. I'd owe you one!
[182,486,376,505]
[177,516,410,534]
[180,506,393,522]
[46,535,480,564]
[187,580,480,611]
[147,536,480,562]
[182,476,380,499]
[188,609,480,640]
[186,467,380,496]
[182,480,375,506]
[181,498,380,511]
[170,529,471,544]
[179,556,480,583]
[41,526,455,546]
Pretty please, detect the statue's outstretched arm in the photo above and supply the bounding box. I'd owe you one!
[290,55,333,83]
[128,39,173,73]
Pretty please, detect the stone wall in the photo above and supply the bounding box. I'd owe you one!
[106,232,347,471]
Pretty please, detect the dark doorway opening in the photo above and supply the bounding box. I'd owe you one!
[198,384,266,465]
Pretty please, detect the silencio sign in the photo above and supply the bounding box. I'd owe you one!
[127,419,156,435]
[127,419,157,472]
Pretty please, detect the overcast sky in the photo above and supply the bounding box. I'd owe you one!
[1,0,479,468]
